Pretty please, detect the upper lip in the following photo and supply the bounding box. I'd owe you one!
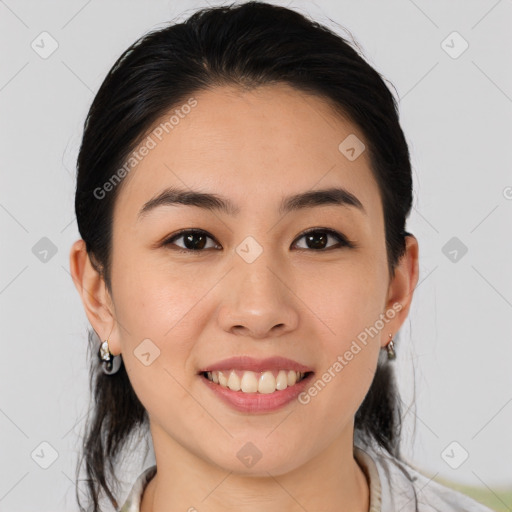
[198,356,314,374]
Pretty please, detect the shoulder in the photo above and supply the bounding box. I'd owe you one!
[355,443,494,512]
[119,465,157,512]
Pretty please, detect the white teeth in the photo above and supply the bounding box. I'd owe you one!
[258,371,276,394]
[227,370,241,391]
[240,371,259,393]
[287,370,297,386]
[218,371,228,387]
[204,369,308,393]
[276,370,288,390]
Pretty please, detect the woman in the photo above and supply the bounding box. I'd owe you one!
[69,2,494,511]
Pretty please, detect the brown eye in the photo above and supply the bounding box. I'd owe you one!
[162,227,354,254]
[292,228,352,251]
[163,229,220,252]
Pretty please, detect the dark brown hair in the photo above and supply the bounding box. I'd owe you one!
[73,2,417,510]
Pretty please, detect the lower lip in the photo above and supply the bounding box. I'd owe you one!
[199,373,314,413]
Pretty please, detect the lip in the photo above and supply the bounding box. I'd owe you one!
[200,371,314,413]
[197,355,314,374]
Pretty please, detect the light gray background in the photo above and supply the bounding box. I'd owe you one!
[1,0,511,510]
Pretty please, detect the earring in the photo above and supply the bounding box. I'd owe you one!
[386,334,396,360]
[98,337,122,375]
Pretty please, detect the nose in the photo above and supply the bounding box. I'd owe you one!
[216,250,300,339]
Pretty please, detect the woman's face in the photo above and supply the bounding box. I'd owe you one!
[96,84,416,474]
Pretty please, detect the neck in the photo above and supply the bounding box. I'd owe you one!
[140,423,369,512]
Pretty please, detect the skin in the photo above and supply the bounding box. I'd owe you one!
[70,83,419,512]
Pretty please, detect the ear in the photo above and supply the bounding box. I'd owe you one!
[69,239,121,355]
[381,234,419,347]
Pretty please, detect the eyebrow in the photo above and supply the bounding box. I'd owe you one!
[137,185,366,220]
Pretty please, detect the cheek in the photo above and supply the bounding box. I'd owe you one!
[110,248,196,333]
[110,250,224,386]
[294,256,388,340]
[297,255,386,404]
[299,301,383,430]
[303,351,378,442]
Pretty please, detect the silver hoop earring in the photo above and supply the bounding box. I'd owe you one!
[98,338,122,375]
[386,334,396,360]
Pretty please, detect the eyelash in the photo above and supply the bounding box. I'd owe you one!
[161,228,356,254]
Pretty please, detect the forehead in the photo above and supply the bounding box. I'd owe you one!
[114,83,381,222]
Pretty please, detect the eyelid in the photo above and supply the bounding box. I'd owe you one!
[162,228,220,250]
[162,227,355,252]
[292,227,355,250]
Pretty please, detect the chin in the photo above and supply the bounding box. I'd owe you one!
[202,436,311,477]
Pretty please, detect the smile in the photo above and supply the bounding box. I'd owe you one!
[202,369,310,394]
[200,369,314,413]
